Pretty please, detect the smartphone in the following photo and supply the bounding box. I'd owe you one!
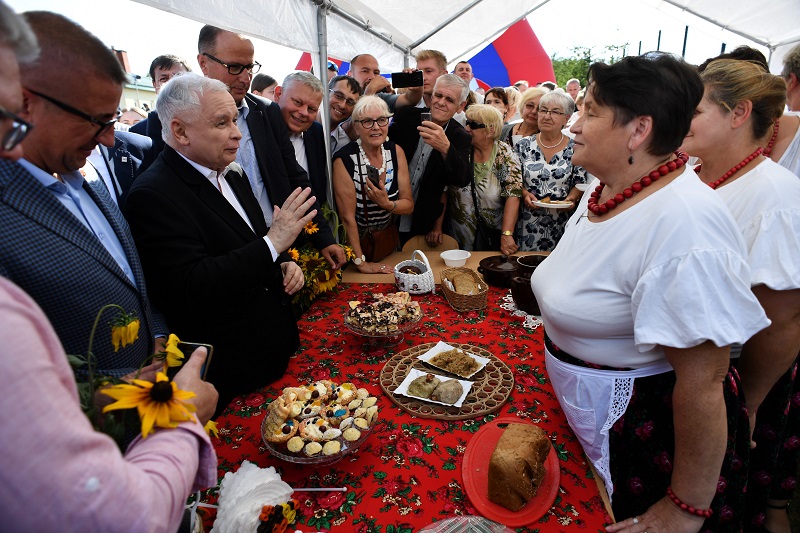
[366,165,381,185]
[166,341,214,381]
[391,70,423,89]
[420,112,432,123]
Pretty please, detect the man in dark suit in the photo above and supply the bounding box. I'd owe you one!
[129,54,191,158]
[388,73,472,243]
[125,73,316,416]
[86,129,154,205]
[273,71,329,204]
[1,11,166,377]
[197,25,345,270]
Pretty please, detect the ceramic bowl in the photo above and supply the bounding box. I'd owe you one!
[440,249,471,267]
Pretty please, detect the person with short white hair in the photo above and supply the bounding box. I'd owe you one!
[566,78,581,101]
[126,72,316,417]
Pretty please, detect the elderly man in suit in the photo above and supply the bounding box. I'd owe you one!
[389,73,472,244]
[125,73,316,416]
[0,11,166,377]
[273,71,329,204]
[197,25,346,270]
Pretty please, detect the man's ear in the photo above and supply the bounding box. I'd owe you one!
[197,53,209,76]
[171,119,190,146]
[273,86,282,103]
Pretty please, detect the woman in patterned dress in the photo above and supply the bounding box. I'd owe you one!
[515,91,587,251]
[441,104,522,254]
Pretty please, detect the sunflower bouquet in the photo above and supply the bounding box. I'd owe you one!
[69,305,214,450]
[288,207,355,314]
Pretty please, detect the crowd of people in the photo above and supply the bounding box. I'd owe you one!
[0,0,799,530]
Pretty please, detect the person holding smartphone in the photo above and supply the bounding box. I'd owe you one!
[333,96,413,273]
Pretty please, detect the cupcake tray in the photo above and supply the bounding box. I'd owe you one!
[379,343,514,420]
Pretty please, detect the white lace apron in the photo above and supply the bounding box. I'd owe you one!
[545,348,673,502]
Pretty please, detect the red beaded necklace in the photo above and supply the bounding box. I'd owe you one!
[587,152,689,215]
[763,117,780,158]
[705,146,763,190]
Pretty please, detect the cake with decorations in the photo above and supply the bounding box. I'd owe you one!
[345,291,422,334]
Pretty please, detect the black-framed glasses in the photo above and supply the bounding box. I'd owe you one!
[202,52,261,75]
[538,108,565,117]
[465,119,486,130]
[26,88,118,139]
[0,106,33,151]
[329,90,357,108]
[355,116,390,128]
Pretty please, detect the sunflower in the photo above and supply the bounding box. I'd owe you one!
[287,248,300,262]
[204,419,219,437]
[164,333,184,368]
[102,372,196,437]
[110,313,140,352]
[303,221,319,235]
[314,268,339,294]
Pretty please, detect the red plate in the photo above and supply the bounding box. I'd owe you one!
[462,417,560,527]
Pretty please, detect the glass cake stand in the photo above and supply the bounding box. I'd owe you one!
[344,311,423,350]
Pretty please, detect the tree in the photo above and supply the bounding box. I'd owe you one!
[551,44,629,88]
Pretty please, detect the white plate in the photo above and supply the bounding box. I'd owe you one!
[394,368,473,407]
[532,200,573,209]
[575,183,590,192]
[417,341,489,379]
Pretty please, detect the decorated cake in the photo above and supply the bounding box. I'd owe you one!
[263,381,379,458]
[345,291,422,334]
[487,423,551,511]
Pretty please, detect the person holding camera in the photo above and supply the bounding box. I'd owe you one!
[333,96,413,273]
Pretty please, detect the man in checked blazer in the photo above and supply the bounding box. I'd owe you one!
[125,74,314,416]
[0,11,166,377]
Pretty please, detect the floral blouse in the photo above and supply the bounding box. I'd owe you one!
[447,141,523,250]
[514,136,587,251]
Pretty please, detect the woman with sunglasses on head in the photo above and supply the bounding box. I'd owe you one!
[515,90,588,251]
[440,104,522,254]
[333,96,413,273]
[681,58,800,532]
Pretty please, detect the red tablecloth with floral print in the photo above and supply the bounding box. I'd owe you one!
[204,284,612,532]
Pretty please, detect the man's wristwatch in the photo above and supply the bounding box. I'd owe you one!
[353,255,366,266]
[501,230,513,237]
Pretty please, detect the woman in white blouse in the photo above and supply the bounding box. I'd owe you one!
[532,53,769,533]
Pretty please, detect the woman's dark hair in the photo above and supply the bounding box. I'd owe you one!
[485,87,509,106]
[251,73,276,93]
[587,52,703,156]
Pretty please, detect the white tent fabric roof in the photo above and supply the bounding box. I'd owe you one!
[134,0,799,72]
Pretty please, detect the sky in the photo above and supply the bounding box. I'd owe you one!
[8,0,773,85]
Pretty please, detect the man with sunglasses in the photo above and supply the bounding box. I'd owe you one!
[197,25,345,270]
[0,11,167,378]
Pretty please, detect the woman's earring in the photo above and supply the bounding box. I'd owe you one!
[628,154,635,165]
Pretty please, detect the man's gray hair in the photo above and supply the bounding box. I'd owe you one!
[158,73,231,142]
[783,43,800,80]
[434,73,469,104]
[0,1,38,64]
[539,91,575,117]
[282,71,324,94]
[566,78,581,86]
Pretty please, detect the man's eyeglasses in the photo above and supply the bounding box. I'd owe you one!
[0,106,33,151]
[355,116,390,128]
[202,53,261,75]
[330,90,357,108]
[26,88,118,139]
[538,108,566,117]
[465,119,486,130]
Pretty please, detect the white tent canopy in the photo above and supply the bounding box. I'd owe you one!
[135,0,799,73]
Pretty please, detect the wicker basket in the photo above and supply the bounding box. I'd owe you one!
[440,267,488,312]
[394,250,435,295]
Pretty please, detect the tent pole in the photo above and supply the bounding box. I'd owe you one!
[682,25,688,58]
[315,1,337,242]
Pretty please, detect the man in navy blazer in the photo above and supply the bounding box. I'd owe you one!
[0,11,165,377]
[125,74,314,416]
[273,72,329,204]
[87,129,154,205]
[197,26,345,270]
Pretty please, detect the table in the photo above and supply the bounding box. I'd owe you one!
[205,283,612,532]
[342,250,548,285]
